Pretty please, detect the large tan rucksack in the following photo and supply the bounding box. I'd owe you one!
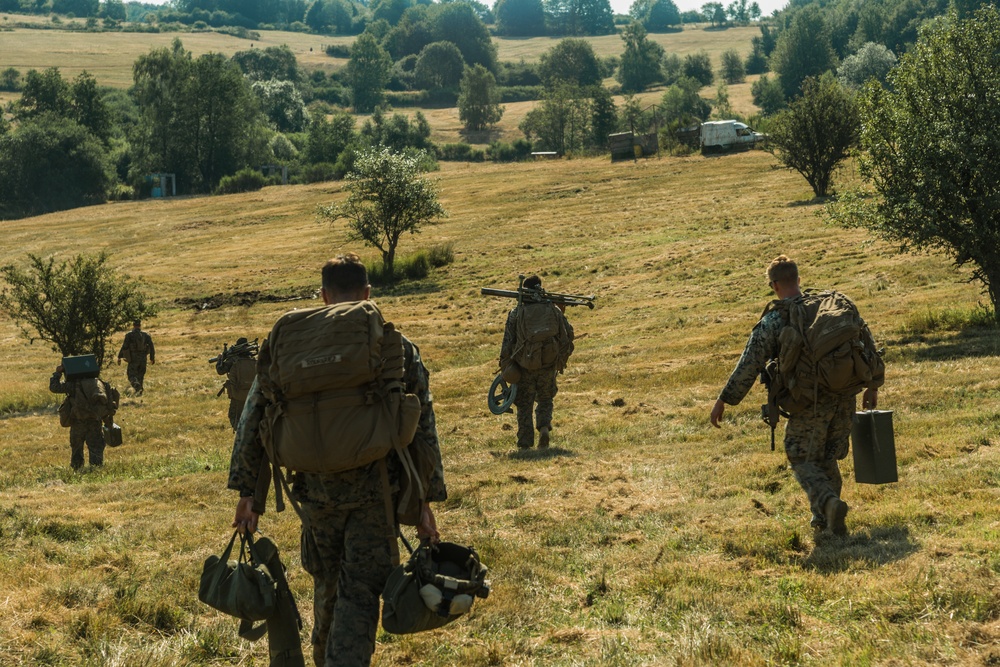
[513,302,569,371]
[255,301,424,539]
[765,291,884,416]
[227,357,258,402]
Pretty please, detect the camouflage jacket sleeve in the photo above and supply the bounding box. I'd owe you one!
[403,335,447,503]
[49,372,69,394]
[860,318,886,389]
[718,309,783,406]
[146,333,155,362]
[216,355,235,376]
[499,308,518,366]
[117,335,128,360]
[226,376,267,495]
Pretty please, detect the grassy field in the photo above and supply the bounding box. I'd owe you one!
[2,147,1000,666]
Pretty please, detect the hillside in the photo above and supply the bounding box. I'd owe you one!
[2,151,1000,665]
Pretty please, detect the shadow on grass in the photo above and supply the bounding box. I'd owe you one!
[371,279,444,298]
[803,524,918,573]
[489,447,577,461]
[887,328,1000,361]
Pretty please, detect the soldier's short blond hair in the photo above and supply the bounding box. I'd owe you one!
[767,255,798,286]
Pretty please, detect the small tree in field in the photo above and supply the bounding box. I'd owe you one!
[319,148,447,278]
[0,252,156,367]
[458,64,504,131]
[766,72,857,197]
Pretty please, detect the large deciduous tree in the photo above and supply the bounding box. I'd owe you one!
[318,147,446,277]
[0,252,155,367]
[766,72,857,198]
[539,38,602,88]
[495,0,546,36]
[0,113,113,217]
[831,8,1000,318]
[131,39,268,193]
[837,42,897,90]
[769,5,838,99]
[347,32,393,112]
[458,64,504,131]
[617,22,664,93]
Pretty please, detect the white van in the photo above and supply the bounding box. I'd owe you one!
[700,120,764,151]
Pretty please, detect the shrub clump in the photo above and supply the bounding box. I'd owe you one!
[214,167,266,195]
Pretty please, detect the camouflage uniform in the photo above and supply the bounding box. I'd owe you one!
[718,302,879,529]
[228,335,446,667]
[500,306,574,449]
[50,371,106,469]
[118,329,155,394]
[216,354,257,431]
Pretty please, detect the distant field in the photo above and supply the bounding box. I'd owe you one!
[0,21,757,90]
[0,23,348,87]
[496,25,759,62]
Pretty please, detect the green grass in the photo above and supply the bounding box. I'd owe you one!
[1,150,999,665]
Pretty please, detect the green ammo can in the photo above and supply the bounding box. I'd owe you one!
[851,410,898,484]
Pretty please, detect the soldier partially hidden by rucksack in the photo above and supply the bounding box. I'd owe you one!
[212,337,259,431]
[117,319,155,396]
[50,355,121,470]
[499,275,575,450]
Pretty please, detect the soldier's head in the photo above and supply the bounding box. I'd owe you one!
[522,275,542,290]
[132,319,141,330]
[321,254,371,305]
[767,255,801,297]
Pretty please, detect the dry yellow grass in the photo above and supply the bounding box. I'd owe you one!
[2,149,1000,665]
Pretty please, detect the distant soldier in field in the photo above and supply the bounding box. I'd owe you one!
[710,255,884,537]
[215,336,258,431]
[500,275,575,449]
[117,319,155,395]
[50,363,119,470]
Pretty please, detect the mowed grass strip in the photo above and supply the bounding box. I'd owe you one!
[1,150,999,665]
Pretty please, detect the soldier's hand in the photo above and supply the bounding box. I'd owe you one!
[710,399,726,428]
[233,496,260,535]
[117,358,122,365]
[862,387,878,410]
[416,502,440,545]
[55,364,64,374]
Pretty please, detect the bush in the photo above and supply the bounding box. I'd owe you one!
[325,44,351,58]
[214,167,266,194]
[299,162,339,183]
[438,143,486,162]
[487,139,532,162]
[365,244,454,286]
[497,85,544,103]
[427,242,455,267]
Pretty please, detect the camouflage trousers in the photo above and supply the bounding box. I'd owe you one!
[300,501,395,667]
[513,367,558,448]
[784,395,855,525]
[126,359,147,394]
[70,420,105,469]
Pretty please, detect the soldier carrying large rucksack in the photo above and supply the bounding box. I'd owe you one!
[710,255,884,538]
[50,355,120,470]
[499,275,575,450]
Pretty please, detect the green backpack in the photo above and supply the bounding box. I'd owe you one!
[765,290,884,416]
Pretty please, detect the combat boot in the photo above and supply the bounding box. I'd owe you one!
[824,497,849,537]
[538,427,550,449]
